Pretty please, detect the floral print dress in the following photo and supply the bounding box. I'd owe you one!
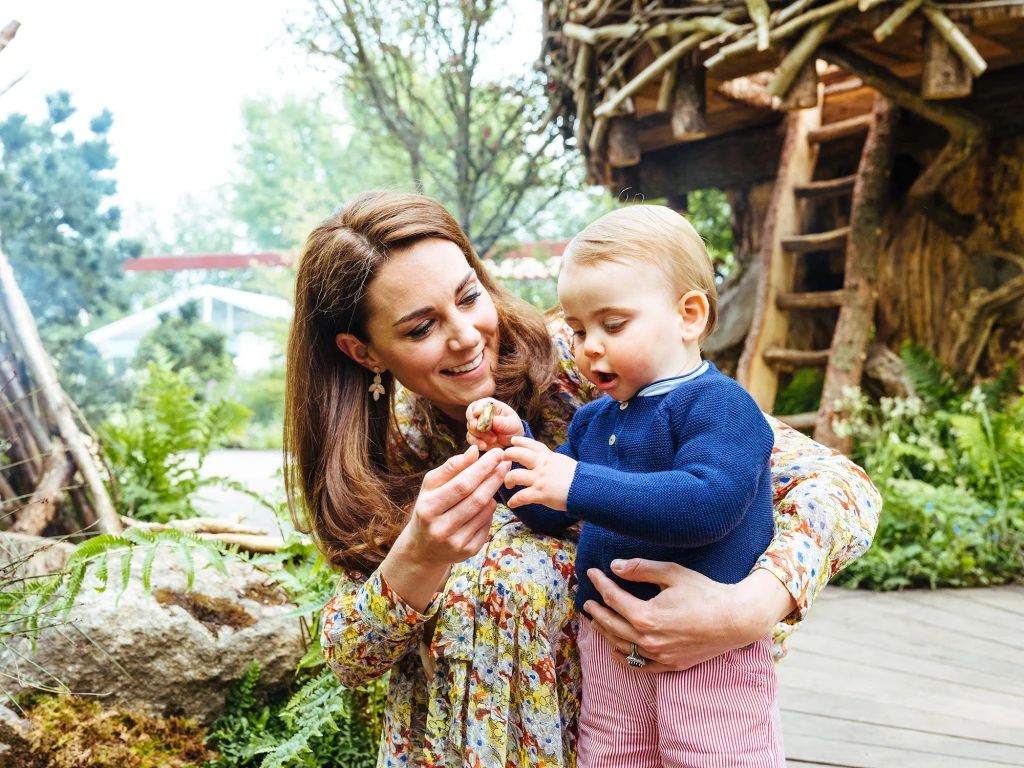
[321,316,881,768]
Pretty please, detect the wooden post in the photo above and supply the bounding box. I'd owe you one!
[814,96,899,451]
[0,240,121,534]
[608,114,641,167]
[922,19,973,99]
[782,54,820,110]
[671,65,708,140]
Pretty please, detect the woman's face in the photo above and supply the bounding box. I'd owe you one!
[362,238,500,420]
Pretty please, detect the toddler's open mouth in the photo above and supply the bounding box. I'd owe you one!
[594,371,618,390]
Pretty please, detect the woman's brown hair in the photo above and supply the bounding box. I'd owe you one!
[284,191,557,573]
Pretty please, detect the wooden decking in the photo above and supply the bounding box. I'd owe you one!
[779,584,1024,767]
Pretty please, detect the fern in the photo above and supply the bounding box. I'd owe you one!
[900,342,960,409]
[101,362,249,523]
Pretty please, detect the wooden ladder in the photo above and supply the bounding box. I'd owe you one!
[737,83,897,451]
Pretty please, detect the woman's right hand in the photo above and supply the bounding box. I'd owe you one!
[382,445,510,612]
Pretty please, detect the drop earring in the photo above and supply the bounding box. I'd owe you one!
[368,367,386,401]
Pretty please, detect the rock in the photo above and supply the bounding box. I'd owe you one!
[0,549,305,723]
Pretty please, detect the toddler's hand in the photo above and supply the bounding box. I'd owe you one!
[466,398,524,451]
[503,436,576,511]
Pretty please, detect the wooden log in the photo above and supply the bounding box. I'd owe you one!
[920,5,987,78]
[627,121,786,200]
[807,113,873,143]
[769,18,834,103]
[815,96,899,452]
[794,175,857,199]
[9,438,73,535]
[69,484,97,529]
[608,114,641,167]
[0,243,121,534]
[716,76,779,111]
[781,52,821,111]
[0,391,37,487]
[818,45,986,236]
[671,66,708,140]
[0,356,51,453]
[781,226,851,252]
[776,289,846,309]
[763,348,832,368]
[736,109,821,409]
[745,0,772,50]
[594,31,709,118]
[922,17,973,99]
[778,411,819,430]
[874,0,925,43]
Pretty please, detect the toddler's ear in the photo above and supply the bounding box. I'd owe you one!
[677,290,709,344]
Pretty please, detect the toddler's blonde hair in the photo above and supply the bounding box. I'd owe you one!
[561,205,718,344]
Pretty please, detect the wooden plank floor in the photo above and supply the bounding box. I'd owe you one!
[779,584,1024,767]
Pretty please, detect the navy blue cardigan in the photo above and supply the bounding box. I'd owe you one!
[501,362,775,616]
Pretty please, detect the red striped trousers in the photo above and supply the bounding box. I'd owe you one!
[577,619,784,768]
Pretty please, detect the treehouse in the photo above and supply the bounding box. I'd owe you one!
[540,0,1024,449]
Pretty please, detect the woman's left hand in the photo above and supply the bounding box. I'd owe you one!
[584,560,796,672]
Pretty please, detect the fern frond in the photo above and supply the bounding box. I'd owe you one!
[141,543,159,594]
[901,342,960,408]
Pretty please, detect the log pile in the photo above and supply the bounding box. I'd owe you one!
[0,20,121,538]
[541,0,1012,181]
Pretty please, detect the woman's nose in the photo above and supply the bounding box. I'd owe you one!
[448,315,481,351]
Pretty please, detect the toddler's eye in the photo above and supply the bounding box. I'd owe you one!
[604,321,626,333]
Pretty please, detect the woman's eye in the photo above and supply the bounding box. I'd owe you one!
[460,290,480,306]
[407,320,434,339]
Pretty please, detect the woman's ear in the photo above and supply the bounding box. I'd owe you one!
[335,333,385,372]
[677,290,710,344]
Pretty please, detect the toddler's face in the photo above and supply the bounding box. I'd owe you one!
[558,259,701,401]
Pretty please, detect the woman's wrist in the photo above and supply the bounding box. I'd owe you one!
[731,568,798,641]
[379,528,452,614]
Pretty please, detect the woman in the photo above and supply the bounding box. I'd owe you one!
[285,191,880,768]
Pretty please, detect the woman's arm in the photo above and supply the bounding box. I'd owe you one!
[583,418,881,670]
[322,445,512,685]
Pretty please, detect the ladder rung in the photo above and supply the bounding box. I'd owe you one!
[807,114,873,144]
[763,348,831,368]
[781,226,851,253]
[778,411,818,430]
[776,290,845,310]
[794,175,857,200]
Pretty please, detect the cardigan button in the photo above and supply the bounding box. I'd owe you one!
[608,434,616,445]
[619,401,628,410]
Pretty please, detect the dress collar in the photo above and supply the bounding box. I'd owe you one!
[635,360,710,398]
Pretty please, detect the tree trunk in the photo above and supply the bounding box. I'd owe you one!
[875,134,1024,385]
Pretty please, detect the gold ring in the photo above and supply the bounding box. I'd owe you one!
[626,643,646,668]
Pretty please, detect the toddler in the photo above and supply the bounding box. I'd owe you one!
[467,205,783,768]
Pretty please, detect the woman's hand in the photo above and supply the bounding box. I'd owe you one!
[503,436,576,511]
[382,445,510,612]
[584,560,796,672]
[466,398,524,450]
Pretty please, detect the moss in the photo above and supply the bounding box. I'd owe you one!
[10,694,215,768]
[154,588,256,632]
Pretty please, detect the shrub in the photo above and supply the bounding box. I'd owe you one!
[832,345,1024,590]
[101,362,250,522]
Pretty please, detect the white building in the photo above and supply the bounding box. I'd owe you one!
[85,285,293,376]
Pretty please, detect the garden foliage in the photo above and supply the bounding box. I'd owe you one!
[833,344,1024,590]
[101,362,249,522]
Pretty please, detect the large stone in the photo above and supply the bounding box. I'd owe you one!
[0,549,305,723]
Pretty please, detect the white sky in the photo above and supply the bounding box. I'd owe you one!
[0,0,325,234]
[0,1,541,240]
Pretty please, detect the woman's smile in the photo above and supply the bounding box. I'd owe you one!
[442,349,486,377]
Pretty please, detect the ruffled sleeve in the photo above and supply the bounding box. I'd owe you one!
[321,566,443,687]
[757,415,881,622]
